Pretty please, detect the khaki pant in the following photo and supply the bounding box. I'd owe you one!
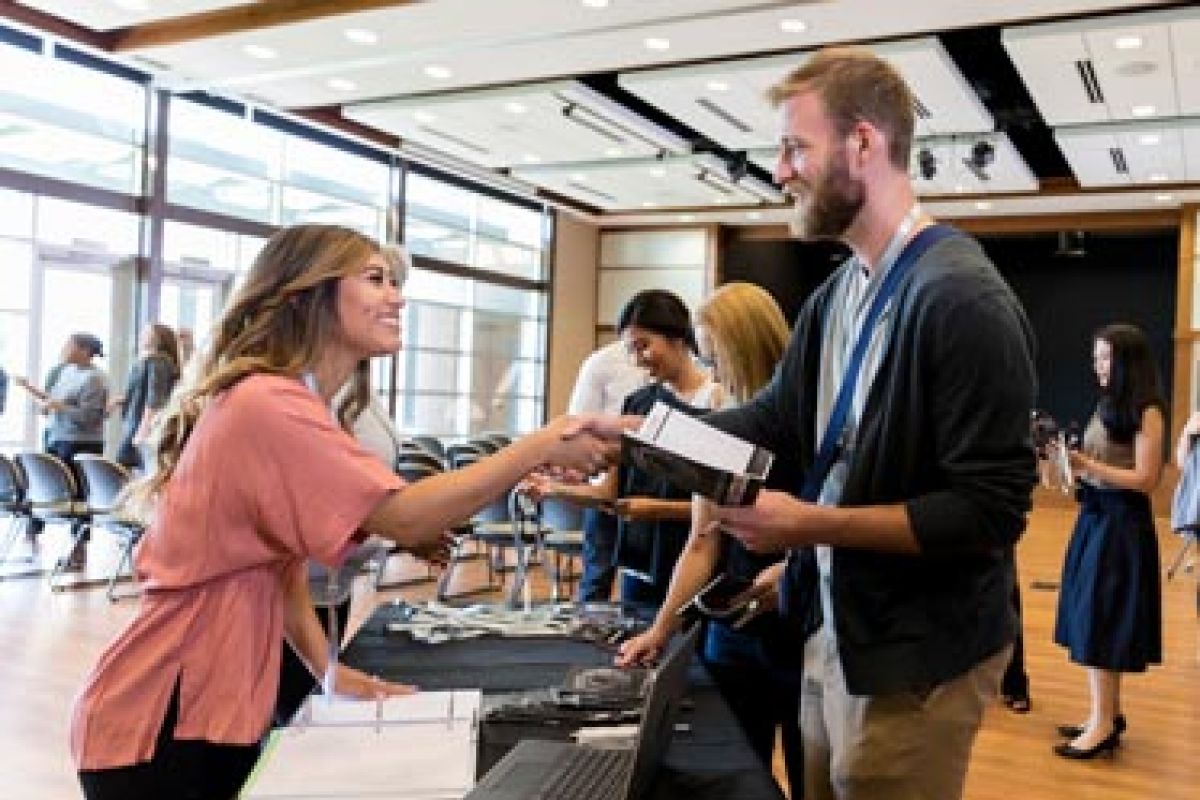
[801,628,1009,800]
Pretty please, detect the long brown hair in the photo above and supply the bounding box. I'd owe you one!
[142,224,383,501]
[144,323,181,376]
[696,282,789,403]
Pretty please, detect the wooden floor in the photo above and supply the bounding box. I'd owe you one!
[1,500,1197,799]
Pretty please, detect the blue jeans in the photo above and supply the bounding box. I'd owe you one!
[577,508,618,602]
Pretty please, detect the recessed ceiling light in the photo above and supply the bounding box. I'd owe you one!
[503,101,528,115]
[581,0,610,7]
[679,214,696,222]
[570,173,588,182]
[522,154,542,164]
[706,80,730,92]
[242,44,278,60]
[1149,173,1169,182]
[644,37,671,51]
[746,211,762,220]
[1154,193,1174,202]
[1137,133,1161,146]
[649,167,667,178]
[780,18,808,34]
[1131,104,1156,117]
[1114,35,1143,50]
[713,197,729,205]
[642,201,658,208]
[414,111,437,124]
[112,0,150,10]
[974,201,993,211]
[424,64,453,79]
[344,28,379,45]
[604,147,623,158]
[327,78,357,92]
[953,185,966,193]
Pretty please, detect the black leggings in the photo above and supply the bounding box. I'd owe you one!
[78,685,261,800]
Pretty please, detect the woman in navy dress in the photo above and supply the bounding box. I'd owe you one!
[1052,322,1164,759]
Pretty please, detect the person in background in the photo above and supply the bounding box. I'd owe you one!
[702,48,1036,800]
[16,333,109,470]
[111,324,181,471]
[528,289,724,606]
[69,225,627,800]
[1051,322,1164,759]
[616,282,803,798]
[175,327,195,368]
[567,332,649,602]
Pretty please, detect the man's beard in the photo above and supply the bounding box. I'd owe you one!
[787,152,865,240]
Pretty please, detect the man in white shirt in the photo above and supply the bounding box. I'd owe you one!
[568,339,647,600]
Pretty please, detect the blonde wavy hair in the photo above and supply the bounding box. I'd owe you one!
[696,282,789,403]
[139,224,393,504]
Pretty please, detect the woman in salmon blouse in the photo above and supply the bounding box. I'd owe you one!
[71,225,625,799]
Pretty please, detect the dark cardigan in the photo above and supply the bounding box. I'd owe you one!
[706,232,1038,695]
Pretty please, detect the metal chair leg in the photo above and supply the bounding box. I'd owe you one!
[1167,533,1196,581]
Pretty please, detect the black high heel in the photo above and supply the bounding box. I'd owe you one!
[1056,714,1126,741]
[1052,727,1121,760]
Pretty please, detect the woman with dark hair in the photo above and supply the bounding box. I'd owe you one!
[69,225,626,799]
[111,323,181,470]
[528,289,724,604]
[1051,322,1165,760]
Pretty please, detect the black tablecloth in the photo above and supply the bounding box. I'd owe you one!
[341,602,785,800]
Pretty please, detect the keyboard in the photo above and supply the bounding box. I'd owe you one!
[539,746,632,800]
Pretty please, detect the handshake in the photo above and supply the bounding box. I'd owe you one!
[535,413,641,481]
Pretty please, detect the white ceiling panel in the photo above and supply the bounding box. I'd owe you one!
[1055,119,1200,186]
[17,1,246,30]
[618,37,992,152]
[1004,5,1200,126]
[513,155,765,211]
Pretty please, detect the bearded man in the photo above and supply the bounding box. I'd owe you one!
[697,47,1038,800]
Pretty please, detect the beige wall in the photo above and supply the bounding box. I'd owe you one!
[547,211,600,417]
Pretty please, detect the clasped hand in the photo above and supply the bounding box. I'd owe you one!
[711,490,813,554]
[541,413,640,478]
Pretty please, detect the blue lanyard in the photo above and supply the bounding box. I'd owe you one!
[799,222,957,501]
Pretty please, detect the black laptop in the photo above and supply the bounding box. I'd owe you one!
[464,623,700,800]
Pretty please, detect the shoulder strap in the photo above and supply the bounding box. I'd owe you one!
[800,223,957,501]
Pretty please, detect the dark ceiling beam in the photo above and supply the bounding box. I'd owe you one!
[0,0,115,49]
[109,0,423,52]
[292,105,400,151]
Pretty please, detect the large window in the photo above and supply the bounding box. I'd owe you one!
[0,43,145,194]
[400,172,549,439]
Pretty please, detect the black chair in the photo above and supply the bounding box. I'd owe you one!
[74,455,143,601]
[479,431,512,449]
[372,461,443,592]
[468,437,501,455]
[445,443,485,469]
[0,454,39,578]
[15,452,91,591]
[538,496,585,601]
[410,435,446,461]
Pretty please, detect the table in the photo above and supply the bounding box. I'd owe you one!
[341,602,786,800]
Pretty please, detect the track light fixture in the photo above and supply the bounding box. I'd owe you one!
[963,139,995,182]
[917,147,937,180]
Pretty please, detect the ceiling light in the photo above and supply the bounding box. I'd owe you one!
[581,0,610,7]
[344,28,379,45]
[414,111,437,124]
[642,201,658,208]
[503,101,528,115]
[974,201,993,211]
[1149,173,1169,182]
[242,44,278,60]
[679,214,696,222]
[570,173,588,182]
[649,167,667,178]
[1137,133,1161,146]
[424,64,453,79]
[713,197,729,205]
[706,80,730,92]
[327,78,357,92]
[746,211,762,220]
[1131,104,1156,117]
[1114,35,1143,50]
[112,0,150,10]
[522,154,542,164]
[644,37,671,51]
[953,184,966,193]
[780,19,808,34]
[1154,193,1174,202]
[604,147,623,158]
